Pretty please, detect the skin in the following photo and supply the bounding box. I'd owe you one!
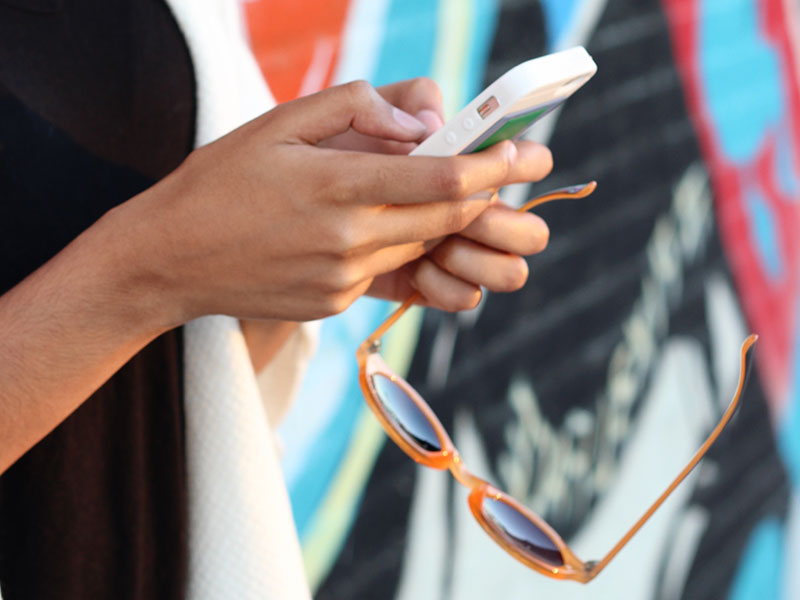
[243,78,552,371]
[0,78,552,474]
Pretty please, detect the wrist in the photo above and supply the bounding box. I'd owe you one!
[88,194,187,337]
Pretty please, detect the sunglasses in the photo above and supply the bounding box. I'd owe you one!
[356,182,758,583]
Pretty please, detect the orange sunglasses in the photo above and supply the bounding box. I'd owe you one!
[357,182,758,583]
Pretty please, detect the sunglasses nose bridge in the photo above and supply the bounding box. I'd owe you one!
[447,452,486,490]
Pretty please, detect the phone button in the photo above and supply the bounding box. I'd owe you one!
[445,131,458,145]
[462,117,475,131]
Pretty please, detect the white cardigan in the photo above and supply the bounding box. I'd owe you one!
[167,1,317,598]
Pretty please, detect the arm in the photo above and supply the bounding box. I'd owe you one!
[0,80,552,475]
[0,206,175,473]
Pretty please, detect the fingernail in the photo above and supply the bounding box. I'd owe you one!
[463,190,495,204]
[415,109,444,132]
[505,140,518,162]
[533,219,550,251]
[393,107,427,133]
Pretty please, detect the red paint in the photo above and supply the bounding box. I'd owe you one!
[244,0,351,103]
[661,0,800,414]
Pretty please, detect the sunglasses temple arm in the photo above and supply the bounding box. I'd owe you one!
[517,181,597,213]
[358,292,421,356]
[585,334,758,582]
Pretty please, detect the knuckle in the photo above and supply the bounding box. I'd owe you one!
[430,240,457,270]
[498,141,515,179]
[407,77,443,103]
[445,200,477,233]
[434,163,468,201]
[343,79,375,105]
[321,260,363,294]
[321,290,355,316]
[328,221,364,256]
[324,173,356,207]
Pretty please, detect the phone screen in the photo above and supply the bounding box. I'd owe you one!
[463,99,563,154]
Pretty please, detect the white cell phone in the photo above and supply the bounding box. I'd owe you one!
[410,47,597,157]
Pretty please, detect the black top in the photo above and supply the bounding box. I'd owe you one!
[0,1,195,598]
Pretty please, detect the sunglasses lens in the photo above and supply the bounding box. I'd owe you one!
[482,497,564,566]
[370,373,442,453]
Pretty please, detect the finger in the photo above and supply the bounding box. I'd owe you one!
[328,140,518,205]
[350,106,444,156]
[319,78,445,155]
[429,237,530,293]
[335,106,443,155]
[319,131,420,155]
[414,109,445,137]
[275,80,427,145]
[459,203,550,255]
[358,241,428,281]
[499,140,553,186]
[371,190,496,246]
[410,258,483,312]
[375,78,445,131]
[345,140,551,205]
[366,264,419,302]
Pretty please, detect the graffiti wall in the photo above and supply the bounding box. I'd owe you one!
[243,1,800,598]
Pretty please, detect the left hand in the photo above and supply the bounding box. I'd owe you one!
[324,77,552,311]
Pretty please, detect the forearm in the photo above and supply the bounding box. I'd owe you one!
[0,205,176,474]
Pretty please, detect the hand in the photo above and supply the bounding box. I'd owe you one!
[115,80,550,325]
[325,78,553,311]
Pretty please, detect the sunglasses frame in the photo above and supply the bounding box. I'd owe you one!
[356,182,758,583]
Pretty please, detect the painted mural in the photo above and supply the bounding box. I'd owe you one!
[243,1,800,598]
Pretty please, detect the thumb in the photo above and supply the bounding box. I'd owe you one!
[277,80,428,145]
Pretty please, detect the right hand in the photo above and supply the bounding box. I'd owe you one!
[113,80,552,325]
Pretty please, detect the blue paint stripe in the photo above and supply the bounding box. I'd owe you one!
[289,1,443,538]
[744,184,784,279]
[287,0,505,542]
[727,518,785,600]
[464,0,500,103]
[288,1,443,540]
[371,0,440,86]
[289,298,390,539]
[777,300,800,487]
[539,0,580,50]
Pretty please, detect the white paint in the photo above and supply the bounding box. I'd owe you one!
[494,163,714,516]
[783,492,800,600]
[502,0,610,209]
[298,37,337,97]
[330,0,391,85]
[554,0,612,53]
[704,273,749,413]
[427,316,460,392]
[394,467,451,600]
[657,507,710,600]
[427,295,488,392]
